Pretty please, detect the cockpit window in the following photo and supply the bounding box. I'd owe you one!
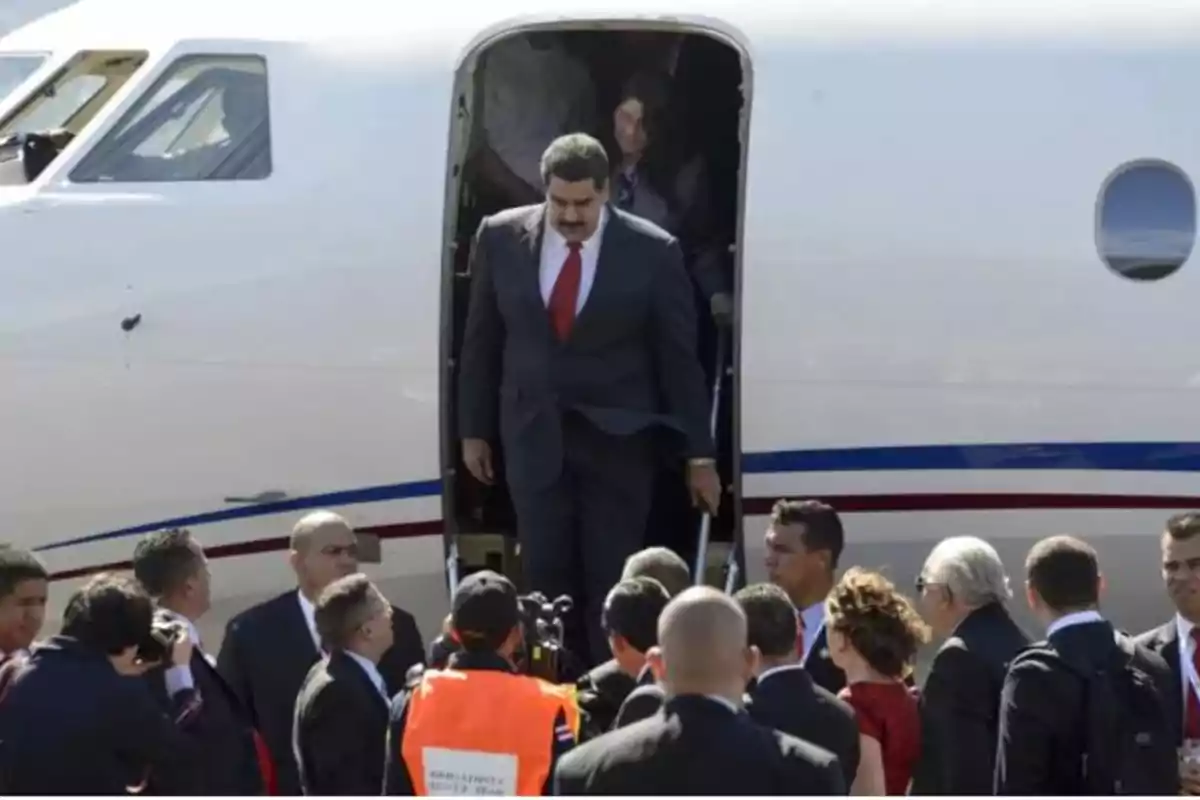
[0,50,147,138]
[0,53,46,101]
[70,54,271,183]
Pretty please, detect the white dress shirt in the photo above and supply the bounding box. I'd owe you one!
[539,206,608,315]
[1045,608,1104,637]
[297,590,322,654]
[799,601,827,663]
[345,649,389,702]
[1176,613,1200,724]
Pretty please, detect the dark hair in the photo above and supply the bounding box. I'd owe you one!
[621,547,690,597]
[735,583,799,659]
[617,70,672,140]
[0,547,47,602]
[132,528,203,597]
[315,573,383,651]
[602,577,670,653]
[826,567,930,678]
[770,499,845,569]
[61,573,154,656]
[1026,535,1100,612]
[540,132,609,190]
[1167,512,1200,541]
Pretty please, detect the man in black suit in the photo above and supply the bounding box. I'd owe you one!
[217,510,425,796]
[909,536,1030,795]
[995,535,1178,795]
[577,547,689,734]
[0,547,48,666]
[553,586,845,795]
[737,582,860,788]
[293,573,394,794]
[1134,511,1200,795]
[577,576,670,737]
[763,499,846,694]
[0,573,203,794]
[456,132,720,664]
[133,527,264,795]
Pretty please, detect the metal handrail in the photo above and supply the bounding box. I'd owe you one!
[693,332,728,587]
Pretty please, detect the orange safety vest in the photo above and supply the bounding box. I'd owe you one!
[401,668,580,796]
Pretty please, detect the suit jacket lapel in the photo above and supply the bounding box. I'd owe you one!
[279,593,322,663]
[569,206,623,341]
[1159,621,1184,725]
[520,205,551,326]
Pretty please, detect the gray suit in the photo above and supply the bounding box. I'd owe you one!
[457,202,713,661]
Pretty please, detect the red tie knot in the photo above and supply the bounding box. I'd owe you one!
[1190,627,1200,645]
[567,241,582,252]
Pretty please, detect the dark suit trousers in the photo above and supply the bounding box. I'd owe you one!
[510,412,655,665]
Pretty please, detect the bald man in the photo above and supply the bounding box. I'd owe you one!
[553,587,845,795]
[217,510,425,796]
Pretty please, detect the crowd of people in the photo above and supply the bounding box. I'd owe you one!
[0,501,1197,795]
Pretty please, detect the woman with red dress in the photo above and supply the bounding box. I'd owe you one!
[825,567,931,795]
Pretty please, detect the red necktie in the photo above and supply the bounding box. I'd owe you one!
[548,243,582,340]
[1187,629,1200,738]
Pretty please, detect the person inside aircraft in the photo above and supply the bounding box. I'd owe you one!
[605,69,729,324]
[473,32,597,209]
[92,68,270,183]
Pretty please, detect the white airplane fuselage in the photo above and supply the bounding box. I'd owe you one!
[1,0,1196,652]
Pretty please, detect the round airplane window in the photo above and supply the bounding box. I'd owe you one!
[1097,159,1196,282]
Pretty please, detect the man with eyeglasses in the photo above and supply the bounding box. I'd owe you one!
[909,536,1029,795]
[217,510,425,796]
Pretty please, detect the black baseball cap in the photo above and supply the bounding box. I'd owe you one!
[451,570,520,648]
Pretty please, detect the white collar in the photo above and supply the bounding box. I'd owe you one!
[757,663,806,684]
[344,649,388,700]
[544,204,608,252]
[1177,612,1197,644]
[297,590,322,652]
[1046,609,1104,637]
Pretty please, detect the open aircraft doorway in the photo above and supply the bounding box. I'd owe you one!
[439,16,752,603]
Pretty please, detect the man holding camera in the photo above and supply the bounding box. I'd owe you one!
[383,571,580,795]
[132,527,266,795]
[0,573,203,794]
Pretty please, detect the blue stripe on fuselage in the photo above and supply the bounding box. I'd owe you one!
[35,441,1200,552]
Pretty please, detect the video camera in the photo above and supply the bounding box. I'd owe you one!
[515,592,577,683]
[426,591,581,683]
[135,614,188,664]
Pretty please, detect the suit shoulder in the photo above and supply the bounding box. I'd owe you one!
[482,204,540,231]
[1131,622,1172,651]
[612,207,676,245]
[226,590,294,634]
[811,682,856,719]
[772,726,840,769]
[557,717,653,773]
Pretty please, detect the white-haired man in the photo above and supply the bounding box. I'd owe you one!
[909,536,1030,796]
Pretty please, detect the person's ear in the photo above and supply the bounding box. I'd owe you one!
[646,646,664,681]
[745,644,761,680]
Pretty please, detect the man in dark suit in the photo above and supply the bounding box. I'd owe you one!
[736,582,860,787]
[0,573,203,794]
[1134,511,1200,795]
[995,535,1178,796]
[217,510,425,796]
[577,548,688,735]
[553,586,845,795]
[763,499,846,694]
[456,132,720,665]
[293,573,394,794]
[577,576,669,737]
[909,536,1030,795]
[133,527,264,795]
[0,546,48,667]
